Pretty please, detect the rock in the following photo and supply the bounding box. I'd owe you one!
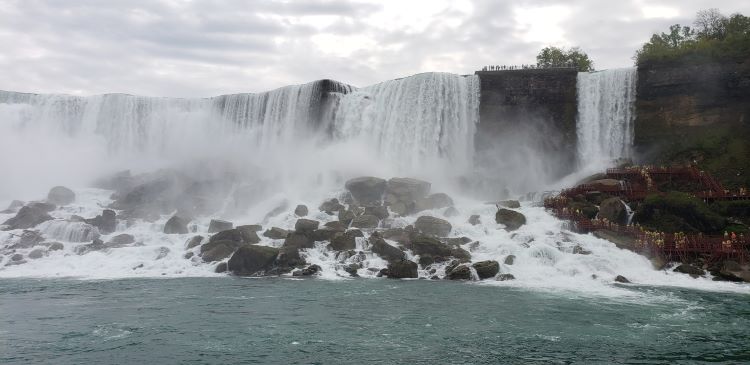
[443,207,459,218]
[107,233,136,247]
[504,255,516,265]
[650,256,667,270]
[185,235,204,249]
[593,230,638,250]
[10,230,45,249]
[445,237,472,247]
[210,228,260,245]
[74,238,107,255]
[276,246,305,269]
[598,198,628,225]
[227,245,280,276]
[47,186,75,206]
[350,214,379,229]
[614,275,630,283]
[86,209,117,234]
[328,231,358,251]
[184,252,194,259]
[343,263,360,277]
[208,219,233,233]
[263,227,289,240]
[497,200,521,209]
[468,215,481,225]
[495,209,526,231]
[674,264,705,278]
[447,264,472,280]
[48,242,64,251]
[27,202,56,212]
[409,235,469,262]
[496,273,516,281]
[235,225,262,243]
[414,216,452,237]
[472,260,500,279]
[294,205,309,217]
[155,247,170,260]
[200,240,243,262]
[10,253,24,262]
[2,205,53,230]
[364,206,389,220]
[283,232,315,249]
[572,245,592,255]
[386,177,430,202]
[338,209,356,226]
[319,198,344,214]
[163,216,189,234]
[293,264,322,277]
[370,236,405,263]
[323,221,347,231]
[238,224,263,232]
[28,248,46,259]
[345,177,387,205]
[294,219,320,234]
[214,262,228,273]
[385,260,418,278]
[416,193,454,211]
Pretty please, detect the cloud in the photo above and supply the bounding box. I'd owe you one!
[0,0,748,97]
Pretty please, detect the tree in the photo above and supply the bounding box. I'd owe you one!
[694,8,727,40]
[535,46,594,72]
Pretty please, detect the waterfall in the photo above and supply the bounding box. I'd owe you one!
[576,68,637,168]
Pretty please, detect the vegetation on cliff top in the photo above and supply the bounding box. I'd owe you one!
[635,8,750,66]
[536,46,594,72]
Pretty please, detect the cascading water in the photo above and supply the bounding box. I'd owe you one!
[576,68,637,169]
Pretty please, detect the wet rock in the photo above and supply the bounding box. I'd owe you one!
[345,176,387,205]
[214,262,228,273]
[276,246,305,269]
[164,215,189,234]
[2,205,53,230]
[185,235,204,249]
[107,233,136,247]
[310,228,338,242]
[294,205,309,217]
[227,245,280,276]
[86,209,117,235]
[386,177,430,203]
[28,202,56,212]
[468,215,481,225]
[370,236,405,263]
[28,248,46,259]
[598,198,628,225]
[350,214,379,229]
[319,198,345,214]
[323,221,347,232]
[343,263,360,277]
[283,232,315,249]
[385,260,418,279]
[338,209,356,226]
[236,225,262,243]
[10,230,45,249]
[210,228,260,245]
[47,186,75,206]
[414,216,452,237]
[497,200,520,209]
[495,209,526,231]
[238,224,262,232]
[496,273,516,281]
[10,253,24,262]
[1,200,24,214]
[200,240,243,262]
[572,245,592,255]
[447,264,472,280]
[472,260,500,279]
[673,264,705,278]
[445,237,472,247]
[294,219,320,234]
[263,227,289,240]
[443,207,459,218]
[48,242,64,251]
[415,193,454,212]
[504,255,516,265]
[184,251,194,259]
[614,275,631,283]
[293,264,322,277]
[75,238,107,255]
[155,247,170,260]
[328,231,359,251]
[409,235,469,262]
[364,206,389,220]
[208,219,233,233]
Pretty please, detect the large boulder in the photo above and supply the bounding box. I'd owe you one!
[227,245,280,276]
[9,230,45,249]
[674,264,705,278]
[495,209,526,231]
[385,260,418,279]
[328,230,359,251]
[414,216,452,237]
[369,236,405,263]
[468,215,481,225]
[276,246,305,269]
[598,197,628,225]
[209,228,260,245]
[409,235,467,260]
[263,227,289,240]
[185,235,204,249]
[163,215,189,234]
[497,200,520,209]
[386,178,431,203]
[415,193,454,212]
[350,214,379,229]
[293,264,322,277]
[208,219,233,233]
[2,205,53,230]
[294,205,309,217]
[344,177,387,205]
[294,219,320,234]
[338,209,356,226]
[319,198,345,214]
[283,232,315,249]
[446,264,472,280]
[47,186,76,206]
[364,206,389,220]
[472,260,500,279]
[107,233,136,247]
[200,240,243,262]
[86,209,117,234]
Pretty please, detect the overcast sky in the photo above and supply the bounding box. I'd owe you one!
[1,0,748,97]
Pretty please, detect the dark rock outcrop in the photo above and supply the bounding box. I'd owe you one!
[472,260,500,279]
[497,200,521,209]
[107,233,135,247]
[350,214,379,229]
[163,215,189,234]
[369,236,405,263]
[447,264,472,280]
[283,232,315,249]
[210,228,260,245]
[468,215,481,225]
[496,273,516,281]
[263,227,289,240]
[86,209,117,235]
[293,264,322,277]
[294,219,319,234]
[208,219,233,233]
[345,177,386,205]
[674,264,705,278]
[319,198,345,214]
[227,245,280,276]
[328,230,359,251]
[185,235,204,249]
[200,240,243,262]
[414,216,452,237]
[495,209,526,231]
[504,255,516,265]
[385,260,418,279]
[2,205,53,230]
[47,186,75,206]
[614,275,631,283]
[598,198,628,225]
[294,205,309,217]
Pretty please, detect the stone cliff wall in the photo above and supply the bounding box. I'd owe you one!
[634,59,750,187]
[474,69,578,181]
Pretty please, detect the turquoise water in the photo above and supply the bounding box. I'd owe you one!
[1,278,749,364]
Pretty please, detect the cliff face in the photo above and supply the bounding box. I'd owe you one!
[475,69,578,183]
[634,59,750,187]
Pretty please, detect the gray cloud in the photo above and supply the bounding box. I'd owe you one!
[0,0,748,97]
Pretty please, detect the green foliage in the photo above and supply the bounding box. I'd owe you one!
[635,10,750,66]
[536,46,594,72]
[634,192,726,233]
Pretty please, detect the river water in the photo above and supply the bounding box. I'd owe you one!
[2,277,749,364]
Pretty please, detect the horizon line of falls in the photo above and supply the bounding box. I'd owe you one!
[576,68,637,170]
